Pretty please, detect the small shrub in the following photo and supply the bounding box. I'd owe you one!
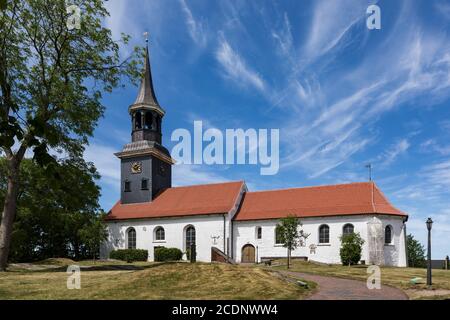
[154,247,183,262]
[340,232,365,266]
[109,249,148,262]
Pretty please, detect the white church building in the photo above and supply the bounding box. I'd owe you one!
[101,43,408,267]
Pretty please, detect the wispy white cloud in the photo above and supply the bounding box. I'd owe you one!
[380,139,410,167]
[179,0,207,47]
[303,0,371,59]
[173,164,229,186]
[271,12,295,66]
[434,0,450,20]
[422,159,450,189]
[103,0,170,56]
[84,143,120,187]
[420,139,450,156]
[215,36,265,92]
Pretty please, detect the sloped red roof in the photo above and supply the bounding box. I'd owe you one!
[106,181,244,220]
[233,182,407,221]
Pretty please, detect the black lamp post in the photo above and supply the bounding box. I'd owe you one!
[426,218,433,288]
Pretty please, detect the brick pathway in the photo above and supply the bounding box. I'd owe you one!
[281,271,408,300]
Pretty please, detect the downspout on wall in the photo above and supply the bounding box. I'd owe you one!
[223,214,226,253]
[404,218,409,267]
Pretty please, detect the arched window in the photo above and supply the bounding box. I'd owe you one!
[343,223,354,236]
[154,226,165,241]
[319,224,330,244]
[144,112,152,129]
[256,226,262,240]
[134,111,142,129]
[127,228,136,249]
[275,226,283,244]
[385,225,393,244]
[185,225,196,248]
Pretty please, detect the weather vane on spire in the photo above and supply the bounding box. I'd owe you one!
[143,31,149,44]
[365,163,372,181]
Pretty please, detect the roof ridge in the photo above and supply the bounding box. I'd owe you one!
[170,180,244,189]
[370,181,376,212]
[246,181,373,194]
[372,183,406,215]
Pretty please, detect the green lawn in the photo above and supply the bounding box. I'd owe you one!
[271,260,450,300]
[0,260,309,300]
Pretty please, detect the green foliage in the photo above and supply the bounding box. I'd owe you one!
[0,0,141,267]
[276,215,303,251]
[78,213,108,261]
[0,0,141,160]
[275,215,309,268]
[340,232,365,266]
[154,247,183,262]
[109,249,148,262]
[0,0,7,11]
[0,157,102,261]
[407,234,426,268]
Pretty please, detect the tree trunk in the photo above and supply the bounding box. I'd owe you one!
[287,247,291,269]
[0,162,20,271]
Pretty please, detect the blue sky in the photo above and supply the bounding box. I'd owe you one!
[86,0,450,258]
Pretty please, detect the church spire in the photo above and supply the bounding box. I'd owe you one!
[130,36,164,115]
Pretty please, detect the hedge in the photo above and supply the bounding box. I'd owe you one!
[109,249,148,262]
[154,247,183,262]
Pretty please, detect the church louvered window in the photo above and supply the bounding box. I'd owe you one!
[144,112,152,129]
[134,111,142,129]
[141,179,148,190]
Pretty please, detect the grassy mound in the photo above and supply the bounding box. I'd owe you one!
[0,262,310,300]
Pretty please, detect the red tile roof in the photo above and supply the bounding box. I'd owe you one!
[233,182,407,221]
[106,181,244,220]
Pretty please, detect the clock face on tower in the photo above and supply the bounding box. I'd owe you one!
[131,162,142,174]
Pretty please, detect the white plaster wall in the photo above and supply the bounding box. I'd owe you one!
[100,213,408,266]
[380,215,408,267]
[101,214,226,262]
[233,215,407,266]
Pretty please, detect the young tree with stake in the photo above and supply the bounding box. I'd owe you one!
[276,215,309,269]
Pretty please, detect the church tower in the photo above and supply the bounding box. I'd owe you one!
[115,40,173,204]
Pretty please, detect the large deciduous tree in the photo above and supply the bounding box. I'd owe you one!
[78,212,108,263]
[0,157,102,261]
[0,0,140,270]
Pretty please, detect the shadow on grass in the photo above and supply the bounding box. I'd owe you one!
[8,261,183,273]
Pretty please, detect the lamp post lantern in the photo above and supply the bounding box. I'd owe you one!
[426,218,433,288]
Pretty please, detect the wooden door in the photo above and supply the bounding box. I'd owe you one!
[241,244,255,263]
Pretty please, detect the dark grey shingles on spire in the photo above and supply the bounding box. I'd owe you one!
[133,44,160,108]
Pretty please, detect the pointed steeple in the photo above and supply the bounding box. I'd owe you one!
[130,39,164,115]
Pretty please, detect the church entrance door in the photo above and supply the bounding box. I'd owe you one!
[241,244,256,263]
